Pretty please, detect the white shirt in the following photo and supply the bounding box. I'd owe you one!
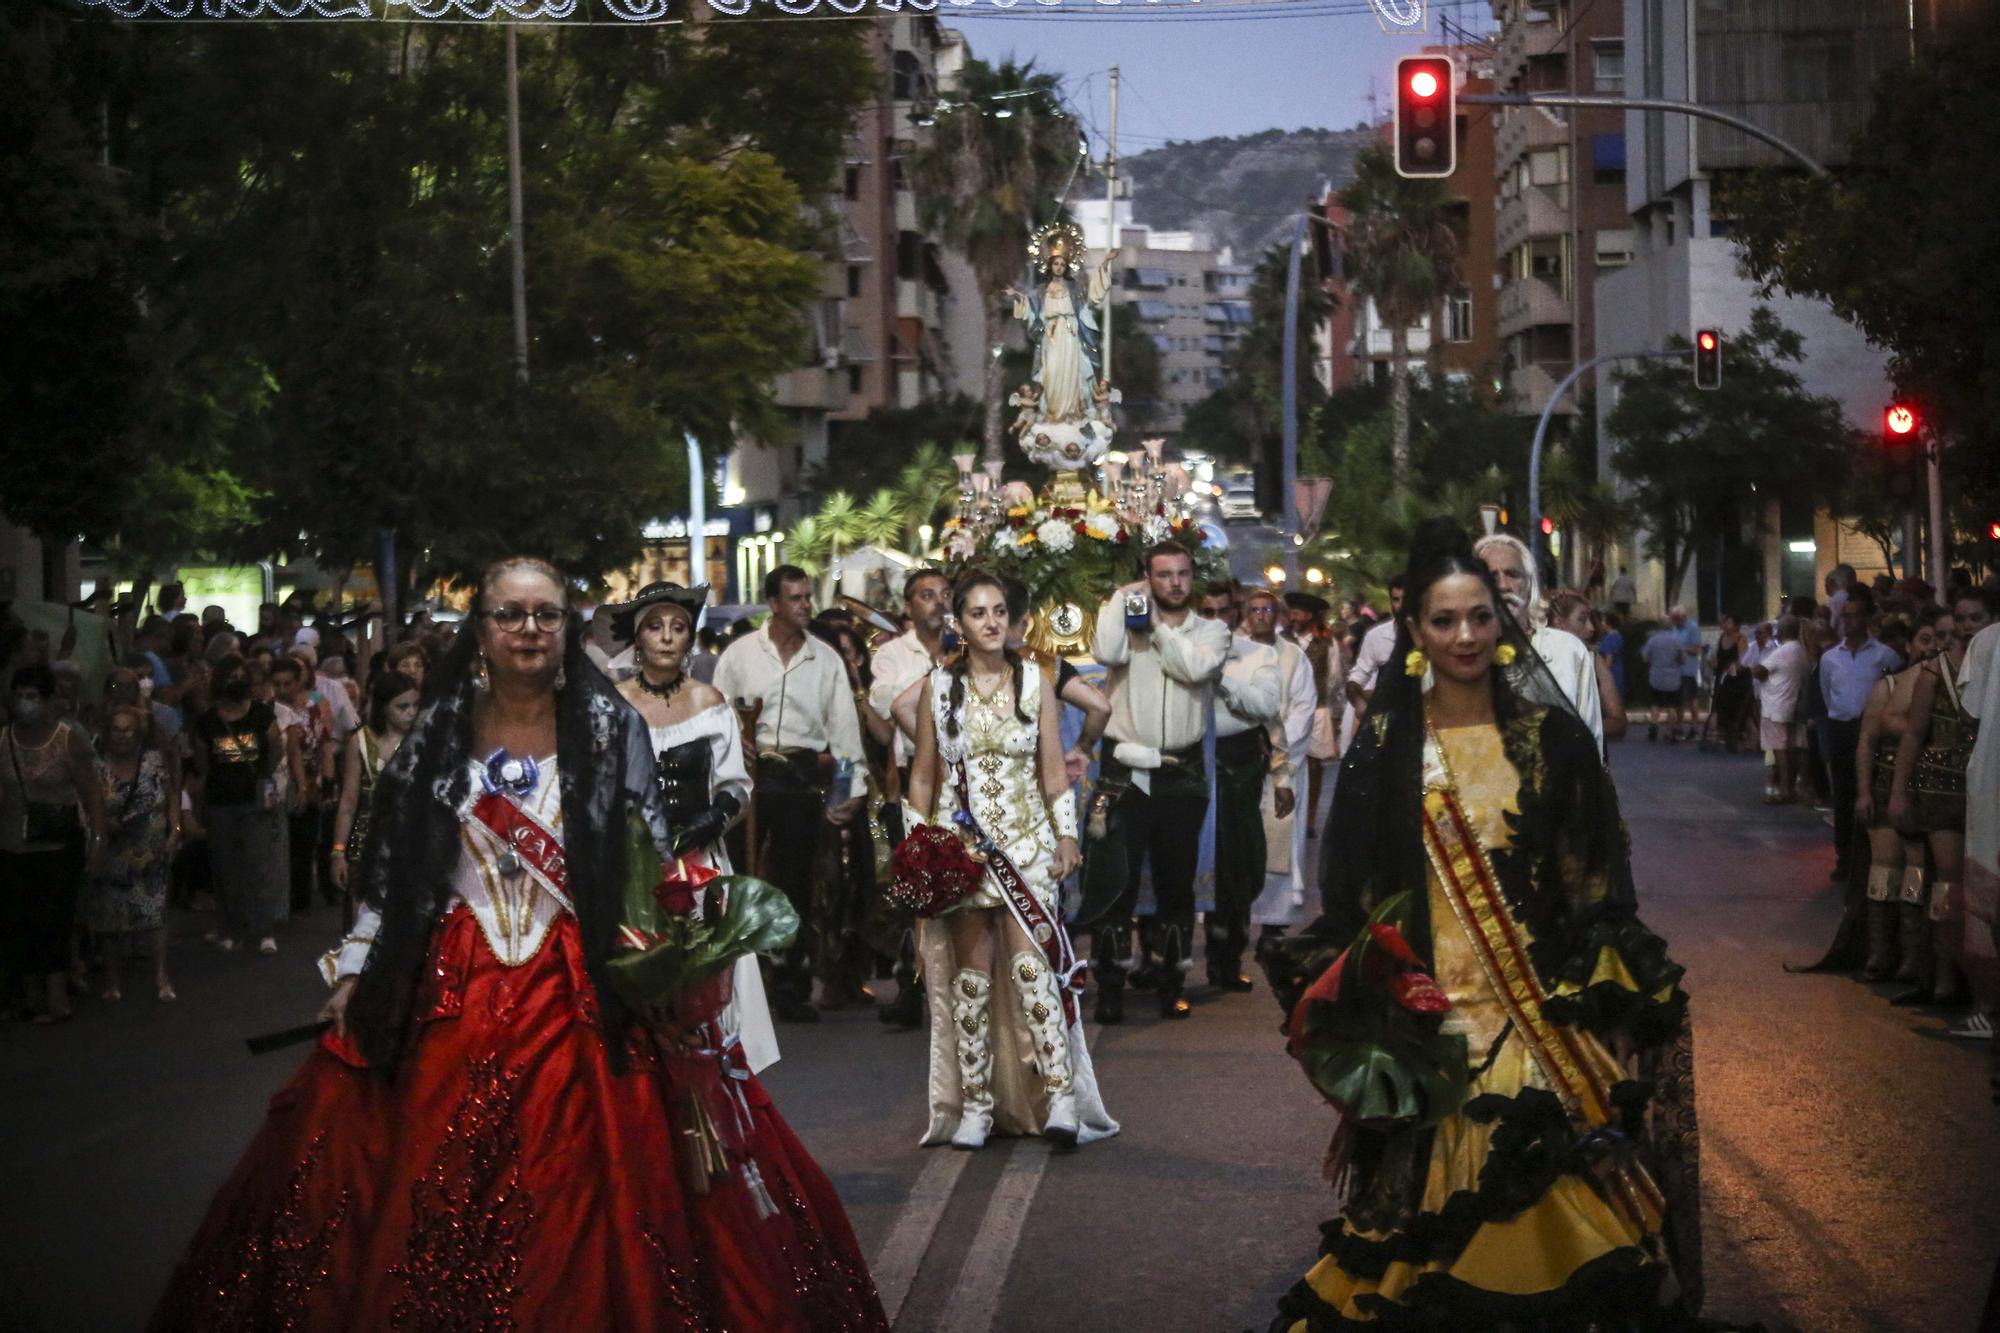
[1347,617,1399,695]
[1092,596,1230,752]
[868,628,941,769]
[1532,625,1606,751]
[1216,635,1283,739]
[711,625,865,763]
[1741,635,1773,700]
[1269,635,1316,786]
[1758,640,1808,723]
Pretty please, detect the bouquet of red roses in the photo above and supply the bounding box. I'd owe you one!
[886,811,988,917]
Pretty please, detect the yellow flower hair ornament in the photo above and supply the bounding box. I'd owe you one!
[1404,649,1427,678]
[1493,643,1518,666]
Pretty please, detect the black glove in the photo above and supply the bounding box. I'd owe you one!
[671,792,740,857]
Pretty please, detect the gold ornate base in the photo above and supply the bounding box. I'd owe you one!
[1024,601,1092,657]
[1040,470,1090,511]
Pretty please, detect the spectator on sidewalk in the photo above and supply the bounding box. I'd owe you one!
[1820,588,1903,884]
[190,656,289,956]
[1599,611,1627,700]
[1753,616,1810,802]
[86,705,179,1004]
[1610,566,1637,617]
[1644,620,1688,743]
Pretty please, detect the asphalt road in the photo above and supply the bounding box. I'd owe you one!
[2,738,1996,1332]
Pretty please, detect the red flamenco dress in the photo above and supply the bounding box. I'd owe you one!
[151,758,887,1332]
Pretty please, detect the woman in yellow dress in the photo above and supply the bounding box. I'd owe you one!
[1265,521,1702,1330]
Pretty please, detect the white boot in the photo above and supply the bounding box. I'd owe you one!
[949,969,994,1150]
[1010,951,1078,1147]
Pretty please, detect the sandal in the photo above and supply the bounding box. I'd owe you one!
[157,982,178,1002]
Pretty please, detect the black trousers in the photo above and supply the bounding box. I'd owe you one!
[1087,752,1210,979]
[1206,732,1269,963]
[751,752,828,1005]
[286,807,321,914]
[1820,717,1863,870]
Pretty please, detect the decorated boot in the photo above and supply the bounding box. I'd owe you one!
[949,969,994,1150]
[1009,951,1078,1147]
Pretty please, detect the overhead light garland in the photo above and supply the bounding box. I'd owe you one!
[71,0,1412,17]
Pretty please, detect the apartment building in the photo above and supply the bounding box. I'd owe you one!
[727,16,985,556]
[1488,0,1633,418]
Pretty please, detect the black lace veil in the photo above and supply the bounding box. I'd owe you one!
[343,612,671,1074]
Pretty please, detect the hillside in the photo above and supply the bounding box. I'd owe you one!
[1112,125,1380,259]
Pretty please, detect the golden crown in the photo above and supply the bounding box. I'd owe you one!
[1027,221,1088,274]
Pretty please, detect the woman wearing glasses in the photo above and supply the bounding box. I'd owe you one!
[153,557,887,1332]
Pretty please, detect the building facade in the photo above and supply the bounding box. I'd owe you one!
[1591,0,1945,617]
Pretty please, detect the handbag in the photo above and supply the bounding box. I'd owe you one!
[8,729,82,845]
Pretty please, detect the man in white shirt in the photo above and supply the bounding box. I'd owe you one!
[1247,587,1318,959]
[1198,584,1281,994]
[865,566,951,1029]
[1079,541,1230,1022]
[1752,615,1808,803]
[1474,533,1605,751]
[712,564,866,1023]
[1343,576,1405,714]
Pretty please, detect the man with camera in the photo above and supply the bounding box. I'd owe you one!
[1078,542,1231,1022]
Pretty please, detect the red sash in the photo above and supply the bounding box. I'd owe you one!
[952,762,1083,1026]
[470,790,569,902]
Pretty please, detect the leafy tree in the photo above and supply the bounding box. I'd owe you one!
[812,395,982,499]
[1728,7,2000,523]
[1335,143,1463,477]
[909,59,1081,465]
[1606,307,1853,597]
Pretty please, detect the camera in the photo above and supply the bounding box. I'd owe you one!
[940,614,962,655]
[1124,591,1153,632]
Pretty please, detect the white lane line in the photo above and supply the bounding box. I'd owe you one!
[872,1147,973,1328]
[934,1140,1050,1333]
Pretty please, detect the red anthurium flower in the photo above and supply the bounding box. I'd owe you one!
[1388,970,1452,1014]
[1367,922,1424,967]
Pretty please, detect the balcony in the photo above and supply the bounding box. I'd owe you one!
[1504,361,1575,416]
[894,188,918,234]
[1495,104,1567,171]
[1495,11,1564,90]
[773,366,849,411]
[1495,183,1568,257]
[1497,276,1572,338]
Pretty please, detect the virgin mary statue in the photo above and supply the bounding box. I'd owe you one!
[1008,222,1111,426]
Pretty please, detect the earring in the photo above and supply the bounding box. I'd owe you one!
[1403,649,1428,678]
[474,654,492,692]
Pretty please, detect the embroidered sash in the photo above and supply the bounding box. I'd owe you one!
[1419,779,1613,1126]
[951,760,1084,1027]
[468,790,571,907]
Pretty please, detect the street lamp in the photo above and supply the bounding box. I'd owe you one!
[1265,564,1287,585]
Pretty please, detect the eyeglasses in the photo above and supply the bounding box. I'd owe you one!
[1245,604,1279,617]
[485,605,566,634]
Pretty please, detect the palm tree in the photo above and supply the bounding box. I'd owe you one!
[1336,144,1463,479]
[854,489,907,549]
[888,442,961,550]
[910,60,1081,466]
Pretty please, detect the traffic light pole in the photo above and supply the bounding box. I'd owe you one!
[1528,347,1688,574]
[1458,93,1830,179]
[1927,440,1946,588]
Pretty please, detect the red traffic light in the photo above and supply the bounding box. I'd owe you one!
[1988,521,2000,542]
[1885,404,1918,437]
[1693,328,1722,389]
[1393,55,1456,179]
[1697,331,1717,352]
[1539,517,1555,536]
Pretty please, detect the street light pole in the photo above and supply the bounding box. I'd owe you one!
[1279,209,1308,582]
[1101,65,1118,387]
[1527,347,1687,573]
[506,24,529,385]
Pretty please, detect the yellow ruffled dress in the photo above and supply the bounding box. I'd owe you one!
[1284,724,1674,1329]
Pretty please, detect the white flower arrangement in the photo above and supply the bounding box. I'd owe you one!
[1083,512,1120,541]
[1034,517,1077,553]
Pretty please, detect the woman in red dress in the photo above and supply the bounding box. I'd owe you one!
[151,556,888,1332]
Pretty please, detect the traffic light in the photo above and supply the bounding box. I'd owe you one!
[1693,330,1721,390]
[1394,56,1456,179]
[1883,402,1919,445]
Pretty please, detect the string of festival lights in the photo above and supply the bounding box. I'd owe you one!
[71,0,1425,25]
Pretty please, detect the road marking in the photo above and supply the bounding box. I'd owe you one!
[871,1147,972,1327]
[934,1140,1050,1333]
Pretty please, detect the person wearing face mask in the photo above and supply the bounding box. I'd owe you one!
[1472,533,1605,752]
[189,655,289,955]
[1262,520,1698,1330]
[0,664,108,1022]
[86,704,180,1003]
